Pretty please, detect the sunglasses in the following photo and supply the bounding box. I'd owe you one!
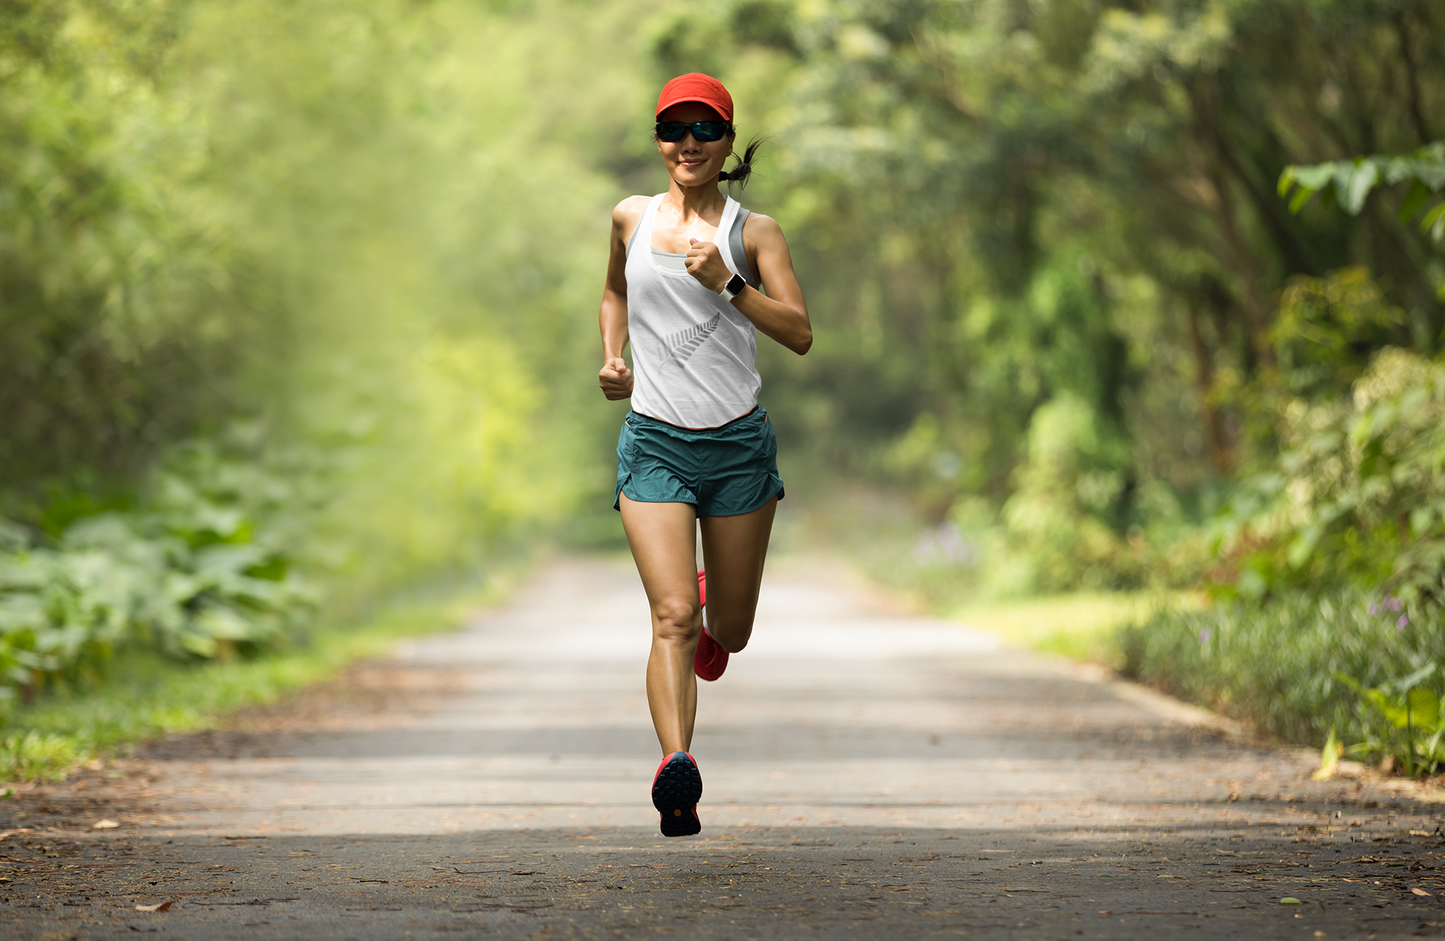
[655,120,733,143]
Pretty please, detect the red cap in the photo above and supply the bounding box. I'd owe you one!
[655,73,733,122]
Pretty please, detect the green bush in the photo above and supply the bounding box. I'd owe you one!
[1216,347,1445,605]
[0,439,320,708]
[1120,588,1444,764]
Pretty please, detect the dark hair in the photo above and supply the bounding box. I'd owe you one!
[718,137,765,190]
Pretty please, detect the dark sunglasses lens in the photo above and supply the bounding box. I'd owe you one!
[655,122,687,142]
[693,122,728,142]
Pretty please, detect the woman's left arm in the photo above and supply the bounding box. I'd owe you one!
[685,213,812,355]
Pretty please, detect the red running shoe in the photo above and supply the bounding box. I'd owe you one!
[651,751,703,837]
[694,569,729,681]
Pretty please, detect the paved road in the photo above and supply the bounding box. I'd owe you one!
[5,556,1444,939]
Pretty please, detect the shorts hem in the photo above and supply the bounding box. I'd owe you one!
[696,478,785,519]
[614,478,699,512]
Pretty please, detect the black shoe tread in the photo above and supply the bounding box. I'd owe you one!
[652,753,703,838]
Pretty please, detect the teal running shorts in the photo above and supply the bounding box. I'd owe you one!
[614,407,785,518]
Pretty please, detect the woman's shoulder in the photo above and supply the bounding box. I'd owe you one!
[613,194,654,220]
[739,209,786,247]
[611,195,654,244]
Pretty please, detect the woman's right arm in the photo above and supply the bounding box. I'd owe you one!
[598,197,647,400]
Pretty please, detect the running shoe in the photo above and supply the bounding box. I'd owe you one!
[651,751,703,837]
[694,569,730,681]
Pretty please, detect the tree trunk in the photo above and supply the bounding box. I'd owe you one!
[1185,297,1231,473]
[1203,159,1277,376]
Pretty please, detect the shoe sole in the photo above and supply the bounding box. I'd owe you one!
[652,753,703,838]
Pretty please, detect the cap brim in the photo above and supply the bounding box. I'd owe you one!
[655,97,730,122]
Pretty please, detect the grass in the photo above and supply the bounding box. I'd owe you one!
[782,483,1197,666]
[951,591,1199,666]
[0,580,510,783]
[1118,588,1445,752]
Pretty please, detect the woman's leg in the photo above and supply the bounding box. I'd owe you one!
[699,496,778,653]
[619,493,703,755]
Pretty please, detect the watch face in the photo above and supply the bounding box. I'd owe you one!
[726,273,746,294]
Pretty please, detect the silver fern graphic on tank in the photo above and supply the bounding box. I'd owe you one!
[664,314,721,365]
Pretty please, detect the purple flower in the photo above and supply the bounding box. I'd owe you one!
[1396,614,1409,631]
[1370,596,1405,618]
[1199,627,1212,645]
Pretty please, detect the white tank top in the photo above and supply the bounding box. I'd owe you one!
[625,193,760,429]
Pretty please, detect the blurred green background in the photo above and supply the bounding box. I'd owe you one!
[3,0,1445,777]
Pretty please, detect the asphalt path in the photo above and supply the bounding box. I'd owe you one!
[5,555,1444,939]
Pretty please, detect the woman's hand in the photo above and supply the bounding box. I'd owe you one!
[598,356,633,400]
[685,238,731,293]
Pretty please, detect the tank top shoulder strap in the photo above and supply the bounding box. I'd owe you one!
[729,206,757,287]
[718,197,759,287]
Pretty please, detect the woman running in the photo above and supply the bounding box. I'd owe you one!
[597,73,812,838]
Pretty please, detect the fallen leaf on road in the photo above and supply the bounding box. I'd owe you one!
[92,819,120,830]
[0,829,34,840]
[135,901,174,912]
[1280,897,1302,905]
[1412,888,1432,897]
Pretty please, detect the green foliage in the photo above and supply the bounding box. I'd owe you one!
[1216,348,1445,605]
[1335,667,1445,779]
[1001,391,1140,591]
[0,0,245,490]
[1279,142,1445,241]
[1119,587,1445,754]
[0,731,88,784]
[1269,268,1408,399]
[0,439,318,706]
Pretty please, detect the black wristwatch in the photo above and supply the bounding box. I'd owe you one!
[719,272,747,303]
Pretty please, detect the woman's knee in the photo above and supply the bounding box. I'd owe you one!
[652,595,701,643]
[707,616,752,653]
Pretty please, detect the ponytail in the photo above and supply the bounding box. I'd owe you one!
[718,137,765,190]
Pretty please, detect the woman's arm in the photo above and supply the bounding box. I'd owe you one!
[684,212,812,355]
[598,197,648,399]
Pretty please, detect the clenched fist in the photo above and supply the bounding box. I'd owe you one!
[686,238,732,293]
[598,356,633,400]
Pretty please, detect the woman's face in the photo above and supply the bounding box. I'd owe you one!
[656,102,734,188]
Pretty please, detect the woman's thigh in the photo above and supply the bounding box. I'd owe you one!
[619,493,702,637]
[698,496,777,651]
